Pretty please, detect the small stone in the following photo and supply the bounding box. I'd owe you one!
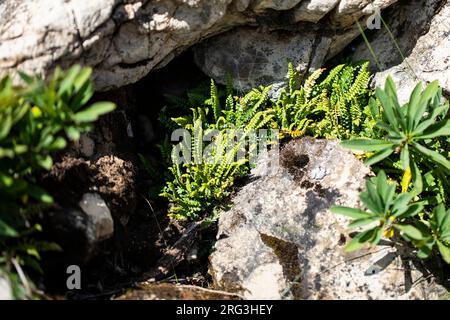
[45,193,114,264]
[78,193,114,242]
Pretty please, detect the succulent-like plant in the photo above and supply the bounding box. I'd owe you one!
[341,77,450,193]
[331,170,424,251]
[414,204,450,263]
[332,170,450,263]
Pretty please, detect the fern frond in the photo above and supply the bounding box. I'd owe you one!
[304,68,325,100]
[210,79,221,122]
[346,62,370,102]
[288,62,298,95]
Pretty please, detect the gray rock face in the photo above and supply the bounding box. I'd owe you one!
[331,0,397,26]
[0,0,398,91]
[252,0,303,12]
[192,25,360,92]
[194,28,325,92]
[193,0,398,91]
[351,0,450,102]
[210,138,448,299]
[294,0,340,22]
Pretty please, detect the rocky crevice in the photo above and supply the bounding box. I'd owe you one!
[0,0,400,91]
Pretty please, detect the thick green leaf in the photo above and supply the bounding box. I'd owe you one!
[28,185,54,204]
[73,102,116,123]
[412,142,450,170]
[57,65,81,96]
[413,80,439,128]
[391,193,414,217]
[371,227,384,245]
[0,219,18,237]
[376,170,395,211]
[411,159,423,194]
[440,208,450,233]
[345,228,379,252]
[407,82,423,131]
[348,216,381,228]
[330,206,373,219]
[368,97,380,118]
[18,70,35,85]
[37,154,53,170]
[416,119,450,140]
[417,238,435,259]
[433,203,447,229]
[384,76,399,103]
[48,136,67,151]
[0,113,12,140]
[364,147,395,166]
[341,139,394,152]
[394,224,424,240]
[0,147,14,159]
[73,67,92,91]
[400,144,410,171]
[366,178,384,214]
[359,192,382,215]
[414,103,449,133]
[376,86,399,131]
[65,127,81,141]
[396,203,423,219]
[436,241,450,264]
[70,80,94,111]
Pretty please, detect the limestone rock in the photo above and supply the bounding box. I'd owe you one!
[0,0,399,91]
[332,0,398,26]
[294,0,340,22]
[209,138,448,299]
[252,0,303,12]
[193,28,323,92]
[351,0,450,102]
[78,193,114,243]
[193,25,363,91]
[193,0,399,91]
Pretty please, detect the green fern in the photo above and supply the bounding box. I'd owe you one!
[159,62,374,220]
[161,80,274,219]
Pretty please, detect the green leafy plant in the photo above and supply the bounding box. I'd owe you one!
[158,63,375,220]
[0,65,115,298]
[332,171,450,263]
[341,77,450,193]
[160,80,274,220]
[332,76,450,264]
[414,204,450,263]
[331,171,424,250]
[273,62,375,139]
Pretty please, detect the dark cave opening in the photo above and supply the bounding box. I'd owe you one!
[39,50,215,299]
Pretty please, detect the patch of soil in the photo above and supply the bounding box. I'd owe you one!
[38,50,219,299]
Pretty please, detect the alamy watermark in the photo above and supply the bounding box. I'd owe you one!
[170,126,280,167]
[366,5,381,30]
[66,265,81,290]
